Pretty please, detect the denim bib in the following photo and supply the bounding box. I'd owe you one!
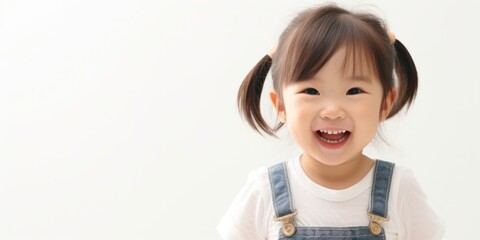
[268,160,394,240]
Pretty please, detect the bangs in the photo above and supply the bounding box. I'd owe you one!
[280,11,389,85]
[341,36,379,79]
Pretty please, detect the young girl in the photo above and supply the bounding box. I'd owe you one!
[218,4,444,240]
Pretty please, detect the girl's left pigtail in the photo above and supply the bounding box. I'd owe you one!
[237,54,274,135]
[388,39,418,118]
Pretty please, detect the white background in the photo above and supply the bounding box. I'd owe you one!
[0,0,479,239]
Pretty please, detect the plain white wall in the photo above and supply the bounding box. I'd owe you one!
[0,0,478,239]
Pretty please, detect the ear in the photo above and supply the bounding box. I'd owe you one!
[380,88,398,121]
[269,90,286,123]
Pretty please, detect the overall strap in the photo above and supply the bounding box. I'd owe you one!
[268,162,295,218]
[368,160,395,235]
[268,162,297,237]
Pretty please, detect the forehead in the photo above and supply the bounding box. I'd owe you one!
[314,45,378,81]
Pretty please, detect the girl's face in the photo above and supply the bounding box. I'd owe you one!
[271,47,395,166]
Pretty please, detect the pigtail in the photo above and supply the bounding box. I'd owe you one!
[388,39,418,118]
[237,54,274,135]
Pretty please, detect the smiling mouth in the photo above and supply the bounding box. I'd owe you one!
[316,130,350,144]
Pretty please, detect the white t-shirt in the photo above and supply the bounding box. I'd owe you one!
[218,156,445,240]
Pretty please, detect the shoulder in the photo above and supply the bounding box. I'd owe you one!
[389,164,445,240]
[390,164,430,207]
[390,164,418,193]
[241,166,272,200]
[217,165,274,240]
[389,164,430,211]
[226,165,272,208]
[249,165,271,184]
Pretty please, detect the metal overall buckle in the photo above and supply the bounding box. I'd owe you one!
[274,210,298,237]
[368,212,389,235]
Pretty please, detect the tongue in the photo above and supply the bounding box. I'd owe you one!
[319,132,346,141]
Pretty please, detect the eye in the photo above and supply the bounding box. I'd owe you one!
[346,88,364,95]
[302,88,320,95]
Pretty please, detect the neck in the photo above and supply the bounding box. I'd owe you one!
[300,153,374,190]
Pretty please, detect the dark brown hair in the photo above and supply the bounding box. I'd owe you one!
[238,4,417,136]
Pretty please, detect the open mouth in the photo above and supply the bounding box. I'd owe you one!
[316,129,350,144]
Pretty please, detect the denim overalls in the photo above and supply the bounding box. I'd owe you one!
[268,160,394,240]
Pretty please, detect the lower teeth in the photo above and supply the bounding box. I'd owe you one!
[320,137,346,144]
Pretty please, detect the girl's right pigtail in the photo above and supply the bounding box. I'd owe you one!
[237,54,274,135]
[388,39,418,118]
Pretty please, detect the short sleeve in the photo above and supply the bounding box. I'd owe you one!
[217,168,270,240]
[396,169,445,239]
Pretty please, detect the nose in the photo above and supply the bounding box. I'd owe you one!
[319,101,346,120]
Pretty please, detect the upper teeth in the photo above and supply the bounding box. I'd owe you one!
[319,130,347,134]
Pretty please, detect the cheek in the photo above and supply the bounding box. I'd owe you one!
[360,93,383,115]
[359,102,382,119]
[283,100,314,140]
[284,98,311,121]
[351,98,383,127]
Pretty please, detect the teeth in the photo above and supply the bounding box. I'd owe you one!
[319,130,347,134]
[319,136,347,143]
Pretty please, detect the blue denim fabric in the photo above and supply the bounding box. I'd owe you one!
[370,160,394,218]
[268,160,394,240]
[268,162,296,217]
[279,227,385,240]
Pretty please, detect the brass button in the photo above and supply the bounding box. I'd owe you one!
[274,211,298,237]
[369,222,382,235]
[282,223,296,237]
